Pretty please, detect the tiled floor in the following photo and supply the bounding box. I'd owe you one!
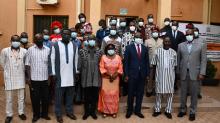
[0,85,220,123]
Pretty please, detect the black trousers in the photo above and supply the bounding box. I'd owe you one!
[83,87,99,115]
[30,80,49,118]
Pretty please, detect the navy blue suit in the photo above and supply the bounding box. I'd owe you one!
[124,43,150,113]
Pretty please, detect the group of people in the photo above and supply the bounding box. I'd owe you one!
[0,13,207,123]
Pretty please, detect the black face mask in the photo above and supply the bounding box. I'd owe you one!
[35,40,43,47]
[62,35,70,43]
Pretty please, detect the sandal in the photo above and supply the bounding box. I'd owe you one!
[102,113,107,118]
[112,114,117,118]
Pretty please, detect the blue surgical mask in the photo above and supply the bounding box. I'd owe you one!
[110,20,117,25]
[43,35,50,40]
[88,40,96,47]
[186,35,194,42]
[54,28,60,34]
[20,38,28,44]
[135,38,143,44]
[71,32,77,38]
[110,30,117,36]
[84,41,88,47]
[107,49,115,56]
[11,41,21,48]
[120,22,126,27]
[152,32,159,38]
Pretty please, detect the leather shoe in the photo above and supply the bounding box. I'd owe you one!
[189,114,196,121]
[82,114,89,120]
[164,112,172,119]
[66,113,77,120]
[56,116,63,123]
[19,114,27,120]
[32,116,40,122]
[91,113,98,120]
[41,116,51,120]
[5,117,12,123]
[135,112,145,118]
[125,112,132,119]
[177,112,186,117]
[152,112,161,117]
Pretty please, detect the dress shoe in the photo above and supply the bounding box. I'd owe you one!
[164,112,172,119]
[198,94,202,99]
[18,114,27,120]
[41,116,51,120]
[56,116,63,123]
[91,113,98,120]
[5,117,12,123]
[66,113,77,120]
[152,112,161,117]
[82,114,89,120]
[125,112,132,119]
[135,112,145,118]
[177,112,186,117]
[189,114,196,121]
[32,116,40,123]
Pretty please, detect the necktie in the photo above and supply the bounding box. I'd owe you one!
[137,44,141,60]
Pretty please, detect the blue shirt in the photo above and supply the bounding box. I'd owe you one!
[96,28,110,43]
[43,40,53,48]
[71,38,81,48]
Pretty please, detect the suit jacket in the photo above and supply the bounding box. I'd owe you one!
[124,44,150,79]
[167,30,185,51]
[177,41,207,80]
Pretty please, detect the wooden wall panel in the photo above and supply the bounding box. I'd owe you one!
[211,0,220,23]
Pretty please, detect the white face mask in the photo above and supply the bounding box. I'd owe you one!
[135,38,143,44]
[129,26,136,32]
[138,22,144,26]
[164,21,170,26]
[54,28,61,34]
[43,35,50,40]
[172,26,177,31]
[194,31,199,37]
[88,40,96,47]
[107,49,115,56]
[71,32,77,38]
[120,22,126,27]
[186,35,194,42]
[80,29,85,34]
[148,18,153,23]
[11,41,21,48]
[110,20,117,25]
[152,32,159,38]
[110,30,117,36]
[80,18,86,23]
[20,38,28,43]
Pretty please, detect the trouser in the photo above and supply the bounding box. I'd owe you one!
[30,80,49,118]
[5,88,25,117]
[146,67,155,93]
[180,71,199,114]
[84,87,99,115]
[55,86,75,117]
[154,93,174,113]
[127,74,145,113]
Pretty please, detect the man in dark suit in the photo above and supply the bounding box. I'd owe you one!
[124,32,150,119]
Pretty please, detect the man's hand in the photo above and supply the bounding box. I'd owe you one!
[198,74,205,81]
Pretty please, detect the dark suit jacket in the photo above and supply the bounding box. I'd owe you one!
[166,30,185,51]
[124,44,150,79]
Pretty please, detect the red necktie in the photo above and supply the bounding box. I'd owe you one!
[137,44,141,60]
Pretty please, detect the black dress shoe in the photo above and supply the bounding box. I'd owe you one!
[189,114,196,121]
[152,112,161,117]
[32,116,40,123]
[135,112,145,118]
[91,113,98,120]
[41,116,51,120]
[198,94,202,99]
[82,114,89,120]
[19,114,27,120]
[66,113,77,120]
[177,112,186,117]
[146,91,153,97]
[125,112,132,119]
[56,116,63,123]
[5,117,12,123]
[164,112,172,119]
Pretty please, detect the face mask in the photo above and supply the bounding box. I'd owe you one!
[148,18,153,23]
[110,20,117,25]
[62,35,70,43]
[172,26,177,31]
[120,22,126,27]
[152,32,159,38]
[138,22,144,26]
[164,21,170,26]
[107,49,115,56]
[43,35,50,40]
[88,40,96,47]
[130,26,136,32]
[80,29,85,34]
[194,31,199,37]
[135,38,143,44]
[71,32,77,38]
[110,30,117,36]
[84,41,88,47]
[35,40,43,47]
[54,28,60,34]
[186,35,194,42]
[11,41,21,48]
[20,38,28,44]
[80,18,86,23]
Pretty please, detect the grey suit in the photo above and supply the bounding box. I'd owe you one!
[177,40,207,114]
